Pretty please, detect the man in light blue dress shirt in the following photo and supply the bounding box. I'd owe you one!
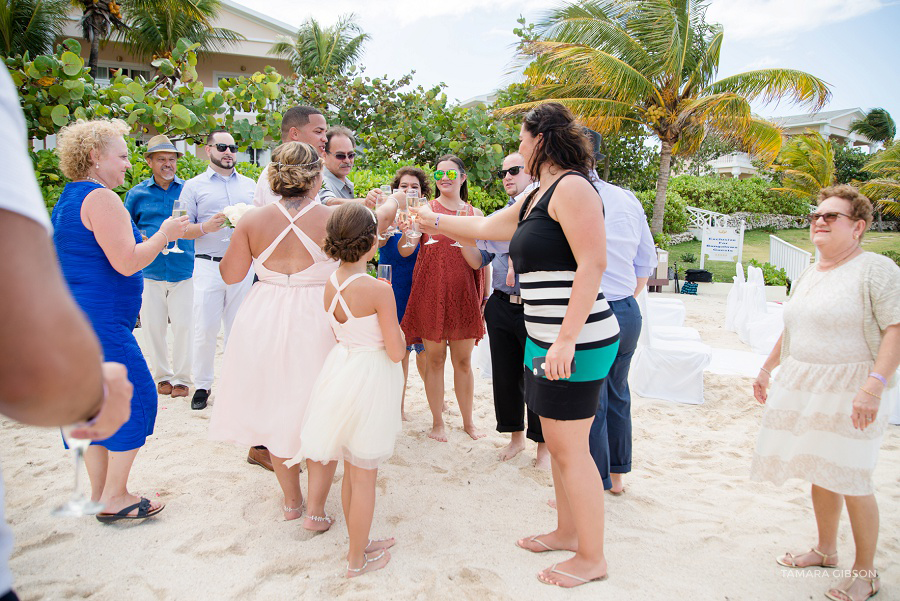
[181,131,256,410]
[587,168,658,494]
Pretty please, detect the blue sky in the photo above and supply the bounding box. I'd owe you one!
[236,0,899,128]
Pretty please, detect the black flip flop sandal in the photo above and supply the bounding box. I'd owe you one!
[96,497,164,523]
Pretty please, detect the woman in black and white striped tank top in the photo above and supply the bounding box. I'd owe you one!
[411,103,615,588]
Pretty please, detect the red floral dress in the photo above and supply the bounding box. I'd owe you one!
[401,200,485,343]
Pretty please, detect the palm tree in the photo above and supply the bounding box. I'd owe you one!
[121,0,242,64]
[501,0,830,234]
[269,13,369,79]
[849,108,896,148]
[72,0,130,77]
[771,131,835,203]
[859,141,900,217]
[0,0,68,58]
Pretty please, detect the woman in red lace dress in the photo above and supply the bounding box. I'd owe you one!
[400,155,487,442]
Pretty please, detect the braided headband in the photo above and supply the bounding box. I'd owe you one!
[270,158,322,167]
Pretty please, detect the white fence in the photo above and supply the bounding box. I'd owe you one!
[769,235,812,283]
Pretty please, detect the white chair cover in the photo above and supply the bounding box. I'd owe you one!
[631,290,712,405]
[474,328,492,379]
[888,371,900,426]
[736,266,784,354]
[646,297,686,328]
[725,262,745,332]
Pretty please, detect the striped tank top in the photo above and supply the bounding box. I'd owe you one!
[508,171,620,382]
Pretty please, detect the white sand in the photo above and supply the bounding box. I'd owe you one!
[1,292,897,600]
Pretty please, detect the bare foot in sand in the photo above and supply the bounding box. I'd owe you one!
[401,410,409,422]
[365,537,396,553]
[609,473,625,495]
[464,424,486,440]
[442,400,450,413]
[499,440,525,461]
[346,550,391,578]
[534,443,550,470]
[428,423,448,442]
[516,530,578,553]
[303,513,334,532]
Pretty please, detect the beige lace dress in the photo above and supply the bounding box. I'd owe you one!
[750,252,900,496]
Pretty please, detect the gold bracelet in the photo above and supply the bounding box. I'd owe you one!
[859,387,881,399]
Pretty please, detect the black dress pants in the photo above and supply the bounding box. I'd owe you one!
[484,292,544,443]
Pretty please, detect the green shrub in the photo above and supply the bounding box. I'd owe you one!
[636,189,689,234]
[881,250,900,267]
[747,259,789,287]
[653,232,670,249]
[668,175,809,216]
[680,252,696,263]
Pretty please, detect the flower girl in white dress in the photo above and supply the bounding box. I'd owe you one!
[289,203,405,577]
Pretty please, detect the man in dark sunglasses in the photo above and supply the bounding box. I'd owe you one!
[179,129,256,412]
[477,153,549,467]
[318,126,377,208]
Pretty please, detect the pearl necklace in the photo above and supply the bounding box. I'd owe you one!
[83,176,106,188]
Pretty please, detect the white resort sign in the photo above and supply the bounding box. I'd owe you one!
[700,222,745,267]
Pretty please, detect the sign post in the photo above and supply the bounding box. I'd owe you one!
[700,221,745,268]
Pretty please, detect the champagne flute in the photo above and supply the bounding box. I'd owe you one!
[52,425,104,517]
[377,264,392,283]
[168,201,186,253]
[403,195,423,248]
[451,206,468,247]
[422,198,439,245]
[380,185,398,236]
[375,193,387,241]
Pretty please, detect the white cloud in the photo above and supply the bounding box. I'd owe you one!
[706,0,888,41]
[235,0,537,27]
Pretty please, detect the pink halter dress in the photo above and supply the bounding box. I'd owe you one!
[209,202,338,459]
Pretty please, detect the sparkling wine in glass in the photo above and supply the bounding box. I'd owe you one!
[377,264,392,283]
[52,425,104,517]
[168,201,186,253]
[451,206,467,247]
[423,198,439,246]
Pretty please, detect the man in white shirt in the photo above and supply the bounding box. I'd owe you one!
[587,163,657,495]
[181,131,256,410]
[252,105,328,207]
[0,68,130,601]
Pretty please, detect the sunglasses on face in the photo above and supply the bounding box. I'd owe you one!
[434,170,460,181]
[807,211,852,224]
[329,151,356,160]
[209,143,238,153]
[497,166,525,178]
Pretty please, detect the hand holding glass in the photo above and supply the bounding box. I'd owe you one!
[53,425,104,517]
[168,201,186,253]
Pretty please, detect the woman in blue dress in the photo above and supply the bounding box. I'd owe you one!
[377,166,429,420]
[51,119,188,522]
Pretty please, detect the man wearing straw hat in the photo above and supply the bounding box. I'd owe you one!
[125,135,194,400]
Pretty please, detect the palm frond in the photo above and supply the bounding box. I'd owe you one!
[773,131,835,201]
[849,108,896,146]
[703,69,831,111]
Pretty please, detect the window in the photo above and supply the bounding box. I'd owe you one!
[95,64,153,86]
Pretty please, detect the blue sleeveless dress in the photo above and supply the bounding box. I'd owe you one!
[51,181,157,451]
[379,232,418,321]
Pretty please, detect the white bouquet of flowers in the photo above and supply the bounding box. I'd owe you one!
[222,203,253,228]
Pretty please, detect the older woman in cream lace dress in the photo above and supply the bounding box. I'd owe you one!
[751,185,900,601]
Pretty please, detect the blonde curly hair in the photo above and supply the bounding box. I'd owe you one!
[268,141,323,198]
[55,118,130,180]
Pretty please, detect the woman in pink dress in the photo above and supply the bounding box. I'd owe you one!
[210,141,398,526]
[400,155,488,442]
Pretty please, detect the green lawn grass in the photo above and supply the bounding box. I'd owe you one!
[668,229,900,283]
